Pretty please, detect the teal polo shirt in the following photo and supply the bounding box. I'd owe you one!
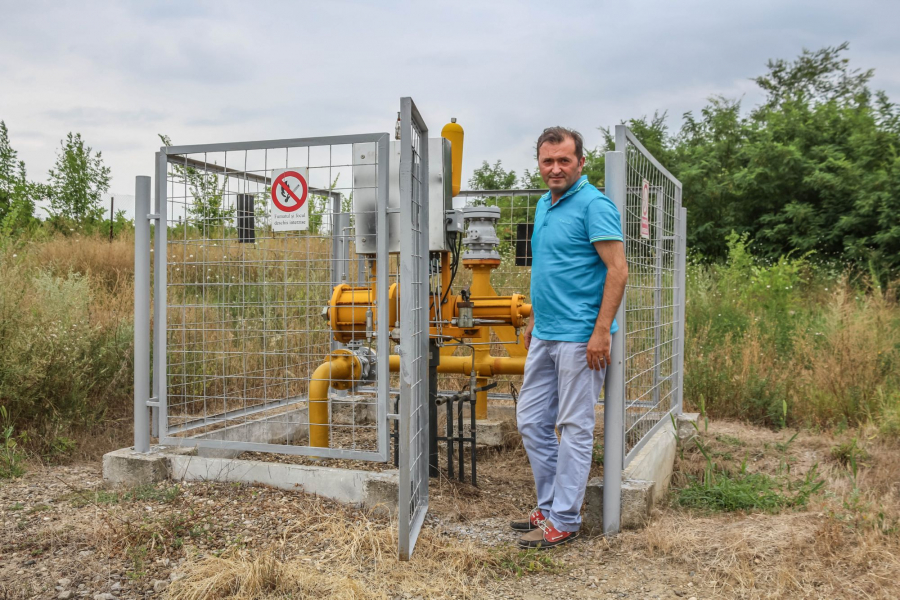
[530,175,624,342]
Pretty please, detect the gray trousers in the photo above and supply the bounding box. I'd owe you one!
[516,337,605,532]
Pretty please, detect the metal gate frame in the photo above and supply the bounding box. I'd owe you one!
[603,124,687,534]
[133,133,393,462]
[397,97,430,560]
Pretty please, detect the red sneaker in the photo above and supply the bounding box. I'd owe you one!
[517,519,579,549]
[510,508,546,531]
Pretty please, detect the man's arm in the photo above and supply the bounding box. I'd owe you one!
[586,240,628,370]
[524,313,535,350]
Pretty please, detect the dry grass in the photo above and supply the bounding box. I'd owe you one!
[618,420,900,599]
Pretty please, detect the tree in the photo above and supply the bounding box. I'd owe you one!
[159,134,233,238]
[47,132,111,223]
[0,121,38,235]
[468,160,518,191]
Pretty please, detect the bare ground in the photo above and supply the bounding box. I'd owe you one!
[2,420,899,599]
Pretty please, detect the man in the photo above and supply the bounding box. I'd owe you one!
[514,127,628,549]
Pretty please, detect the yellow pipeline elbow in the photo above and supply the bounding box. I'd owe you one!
[309,351,362,448]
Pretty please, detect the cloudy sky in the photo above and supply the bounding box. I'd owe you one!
[2,0,899,217]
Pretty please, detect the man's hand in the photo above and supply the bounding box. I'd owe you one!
[524,318,535,350]
[586,330,611,370]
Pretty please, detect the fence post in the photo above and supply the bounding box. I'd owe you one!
[134,177,151,453]
[154,152,168,440]
[677,204,687,414]
[603,150,627,535]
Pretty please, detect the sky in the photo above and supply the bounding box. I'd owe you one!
[2,0,899,218]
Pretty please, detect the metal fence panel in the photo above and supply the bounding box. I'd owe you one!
[154,133,391,461]
[615,125,684,466]
[398,97,430,560]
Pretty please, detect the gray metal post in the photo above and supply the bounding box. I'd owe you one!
[676,205,687,414]
[603,150,627,535]
[134,176,151,453]
[154,153,168,438]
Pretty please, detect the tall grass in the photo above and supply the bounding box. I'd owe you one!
[1,229,898,464]
[0,235,134,454]
[685,233,900,430]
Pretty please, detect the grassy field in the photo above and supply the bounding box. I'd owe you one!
[1,230,899,465]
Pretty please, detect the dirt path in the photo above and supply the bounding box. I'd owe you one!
[2,421,898,599]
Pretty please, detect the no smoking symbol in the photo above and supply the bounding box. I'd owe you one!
[271,170,308,213]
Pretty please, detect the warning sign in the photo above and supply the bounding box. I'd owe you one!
[640,179,650,240]
[270,168,309,231]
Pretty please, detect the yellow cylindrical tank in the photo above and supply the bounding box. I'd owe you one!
[441,118,464,197]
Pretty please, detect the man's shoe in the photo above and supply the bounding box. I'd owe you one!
[510,508,546,531]
[517,520,579,549]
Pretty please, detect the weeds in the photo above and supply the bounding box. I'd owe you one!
[495,546,562,577]
[0,405,26,478]
[686,234,900,431]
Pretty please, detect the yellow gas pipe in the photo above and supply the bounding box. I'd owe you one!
[308,350,362,448]
[308,116,532,449]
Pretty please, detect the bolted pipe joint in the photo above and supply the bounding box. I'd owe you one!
[462,206,501,261]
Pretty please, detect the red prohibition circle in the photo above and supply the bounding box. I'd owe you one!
[271,171,308,213]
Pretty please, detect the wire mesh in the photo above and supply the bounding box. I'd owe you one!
[398,97,430,560]
[157,135,390,460]
[617,126,684,465]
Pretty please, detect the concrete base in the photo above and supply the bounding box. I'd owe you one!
[623,419,677,505]
[584,478,654,532]
[102,445,196,487]
[103,445,399,512]
[460,419,517,448]
[169,455,398,512]
[193,407,310,459]
[583,417,679,532]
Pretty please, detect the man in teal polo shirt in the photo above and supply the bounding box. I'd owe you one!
[513,127,628,548]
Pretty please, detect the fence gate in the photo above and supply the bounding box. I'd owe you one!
[397,97,430,560]
[140,133,394,461]
[603,124,687,533]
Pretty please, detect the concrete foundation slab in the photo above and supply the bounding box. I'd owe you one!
[583,416,678,532]
[102,445,195,487]
[461,419,517,448]
[584,478,653,532]
[169,455,398,512]
[191,407,310,459]
[623,418,677,504]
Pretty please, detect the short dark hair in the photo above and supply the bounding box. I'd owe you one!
[537,127,584,161]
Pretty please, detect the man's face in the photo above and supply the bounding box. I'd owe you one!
[538,138,585,196]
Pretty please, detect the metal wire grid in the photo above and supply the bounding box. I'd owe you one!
[156,135,391,460]
[398,98,430,560]
[616,126,683,465]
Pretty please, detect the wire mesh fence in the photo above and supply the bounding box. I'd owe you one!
[615,125,685,465]
[154,134,392,461]
[397,97,430,560]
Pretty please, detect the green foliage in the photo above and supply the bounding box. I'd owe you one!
[677,44,900,280]
[0,258,133,446]
[47,132,111,223]
[494,547,562,576]
[676,434,823,513]
[0,406,26,479]
[469,160,518,191]
[0,121,39,236]
[159,134,234,238]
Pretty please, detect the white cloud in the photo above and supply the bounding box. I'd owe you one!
[1,0,898,200]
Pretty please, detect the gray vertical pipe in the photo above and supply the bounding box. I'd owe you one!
[676,205,687,414]
[603,150,627,535]
[154,152,168,440]
[134,176,151,453]
[150,164,161,439]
